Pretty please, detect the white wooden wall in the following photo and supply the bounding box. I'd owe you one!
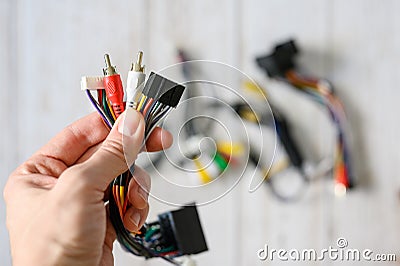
[1,0,400,265]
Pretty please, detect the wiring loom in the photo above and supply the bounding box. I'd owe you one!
[233,83,307,201]
[83,52,185,265]
[176,49,236,184]
[257,39,353,195]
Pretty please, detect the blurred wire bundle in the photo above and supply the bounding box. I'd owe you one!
[170,41,354,201]
[257,39,353,196]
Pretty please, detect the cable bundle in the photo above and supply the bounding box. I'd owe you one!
[177,49,242,184]
[82,52,185,265]
[257,39,353,196]
[235,80,308,201]
[284,71,352,193]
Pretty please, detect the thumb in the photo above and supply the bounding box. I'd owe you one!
[62,108,145,192]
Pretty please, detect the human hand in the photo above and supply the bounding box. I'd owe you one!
[4,109,172,266]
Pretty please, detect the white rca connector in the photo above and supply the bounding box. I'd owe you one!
[126,51,146,108]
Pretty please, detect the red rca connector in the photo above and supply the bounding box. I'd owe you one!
[103,54,125,117]
[334,161,350,197]
[335,162,349,187]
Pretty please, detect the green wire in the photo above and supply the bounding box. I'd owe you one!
[214,152,228,171]
[144,226,160,241]
[102,91,115,124]
[157,246,176,253]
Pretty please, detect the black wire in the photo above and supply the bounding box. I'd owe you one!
[265,168,309,203]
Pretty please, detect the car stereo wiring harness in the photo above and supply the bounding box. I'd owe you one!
[176,49,242,185]
[81,52,207,265]
[256,39,354,195]
[233,80,307,201]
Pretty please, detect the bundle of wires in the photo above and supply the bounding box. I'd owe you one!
[84,53,185,265]
[283,71,353,194]
[256,39,353,196]
[235,81,308,202]
[140,222,181,258]
[176,49,241,184]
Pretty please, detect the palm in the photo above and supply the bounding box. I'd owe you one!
[4,112,172,266]
[7,148,114,265]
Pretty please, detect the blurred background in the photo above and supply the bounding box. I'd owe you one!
[1,0,400,265]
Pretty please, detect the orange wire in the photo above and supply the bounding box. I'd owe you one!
[286,70,319,89]
[142,98,154,116]
[113,186,123,217]
[122,193,129,214]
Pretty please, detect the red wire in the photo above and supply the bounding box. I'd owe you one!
[97,89,103,107]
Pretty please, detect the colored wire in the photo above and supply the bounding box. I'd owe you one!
[86,90,112,128]
[87,89,180,264]
[284,70,353,189]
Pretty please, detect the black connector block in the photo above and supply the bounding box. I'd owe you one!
[158,205,208,255]
[143,72,185,107]
[256,39,298,78]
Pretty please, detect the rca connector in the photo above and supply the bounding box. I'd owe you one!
[103,54,125,117]
[126,51,146,109]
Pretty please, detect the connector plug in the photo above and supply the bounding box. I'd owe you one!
[131,51,145,72]
[158,204,208,255]
[81,76,104,90]
[126,51,146,108]
[103,54,118,76]
[143,72,185,107]
[256,39,298,77]
[102,54,125,117]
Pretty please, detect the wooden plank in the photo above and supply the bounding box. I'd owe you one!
[240,0,334,265]
[328,0,400,258]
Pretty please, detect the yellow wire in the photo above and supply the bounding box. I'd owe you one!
[106,98,117,121]
[131,92,143,110]
[137,95,146,111]
[119,186,125,207]
[193,158,212,184]
[242,80,268,98]
[264,159,290,180]
[217,141,244,156]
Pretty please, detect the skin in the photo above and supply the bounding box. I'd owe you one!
[3,109,173,266]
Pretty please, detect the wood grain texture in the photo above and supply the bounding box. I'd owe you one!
[1,0,399,265]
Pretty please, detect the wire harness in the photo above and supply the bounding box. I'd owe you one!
[232,82,308,202]
[138,204,208,258]
[176,49,241,184]
[81,52,193,264]
[256,39,354,195]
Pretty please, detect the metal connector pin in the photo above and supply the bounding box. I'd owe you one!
[103,54,117,76]
[131,51,145,73]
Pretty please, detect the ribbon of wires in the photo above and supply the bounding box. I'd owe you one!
[86,88,180,265]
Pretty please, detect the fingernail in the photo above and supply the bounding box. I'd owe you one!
[138,187,148,203]
[130,212,141,227]
[118,109,141,136]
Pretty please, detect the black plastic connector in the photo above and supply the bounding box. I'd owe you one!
[158,204,208,255]
[256,39,298,78]
[143,72,185,107]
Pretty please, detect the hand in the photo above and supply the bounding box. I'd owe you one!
[3,109,173,266]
